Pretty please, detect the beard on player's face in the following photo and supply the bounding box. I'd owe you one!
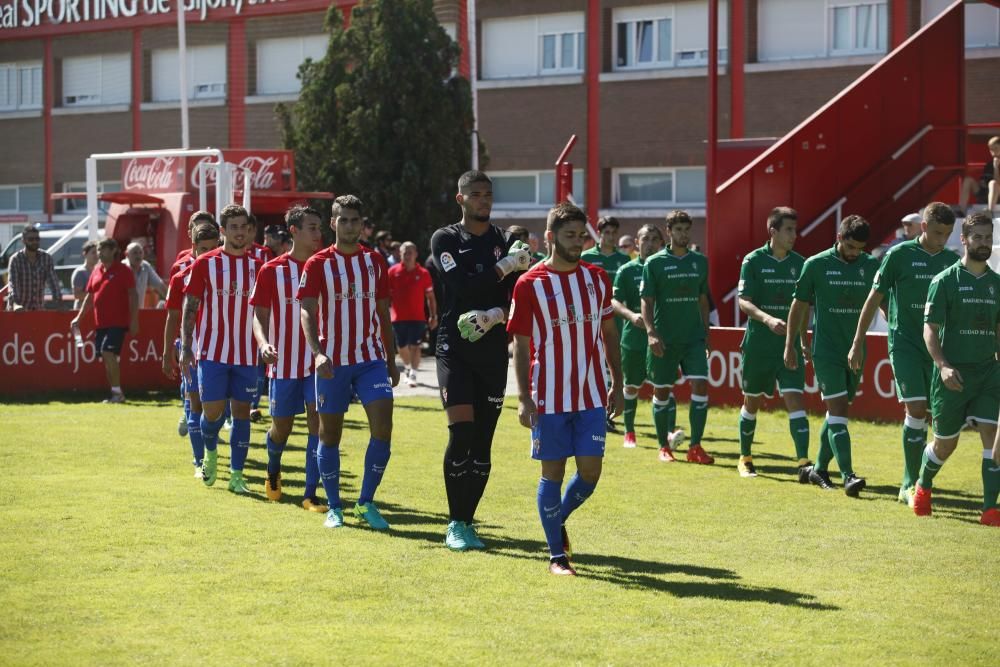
[968,245,992,262]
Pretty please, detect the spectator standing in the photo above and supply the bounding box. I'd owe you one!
[6,224,63,311]
[71,238,138,403]
[374,230,393,263]
[72,240,99,308]
[124,242,167,308]
[389,241,437,387]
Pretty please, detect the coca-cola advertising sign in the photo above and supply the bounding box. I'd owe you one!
[121,150,294,194]
[121,156,184,193]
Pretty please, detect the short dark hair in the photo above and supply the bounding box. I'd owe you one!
[962,211,993,237]
[507,225,529,243]
[332,195,364,217]
[97,238,118,252]
[81,240,98,255]
[923,202,956,227]
[188,210,216,230]
[767,206,798,231]
[264,224,283,237]
[546,202,588,235]
[219,204,249,227]
[665,210,692,230]
[21,223,40,236]
[285,205,322,230]
[838,214,870,242]
[192,222,220,243]
[636,223,664,243]
[458,170,492,192]
[597,216,620,232]
[375,230,392,244]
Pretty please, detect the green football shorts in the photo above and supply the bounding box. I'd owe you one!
[930,361,1000,439]
[813,355,861,402]
[646,340,709,388]
[740,346,805,397]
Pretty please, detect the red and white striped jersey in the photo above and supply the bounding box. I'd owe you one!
[251,243,275,264]
[166,264,199,354]
[183,247,261,366]
[296,246,390,367]
[249,253,313,379]
[169,253,195,280]
[507,261,614,415]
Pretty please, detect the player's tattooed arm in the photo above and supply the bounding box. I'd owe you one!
[300,296,332,379]
[253,306,278,364]
[513,333,536,429]
[924,322,962,391]
[180,294,201,371]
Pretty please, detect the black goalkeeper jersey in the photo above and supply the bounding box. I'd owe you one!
[430,221,518,361]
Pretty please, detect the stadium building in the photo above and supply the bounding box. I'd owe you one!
[0,0,998,251]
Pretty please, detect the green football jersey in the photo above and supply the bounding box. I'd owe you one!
[738,242,805,353]
[793,244,879,362]
[874,238,960,357]
[613,257,647,351]
[640,248,709,345]
[581,248,631,282]
[924,262,1000,366]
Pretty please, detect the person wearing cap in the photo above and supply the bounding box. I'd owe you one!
[888,213,922,249]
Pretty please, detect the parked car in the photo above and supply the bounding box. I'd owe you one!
[0,224,105,298]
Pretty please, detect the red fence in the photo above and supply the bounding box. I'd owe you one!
[1,314,904,423]
[710,1,965,325]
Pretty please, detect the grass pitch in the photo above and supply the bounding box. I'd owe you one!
[0,395,996,665]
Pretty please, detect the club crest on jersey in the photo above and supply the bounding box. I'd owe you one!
[858,267,865,278]
[494,246,503,260]
[791,267,797,277]
[587,283,596,296]
[299,272,308,289]
[317,394,325,407]
[440,252,456,272]
[990,286,996,296]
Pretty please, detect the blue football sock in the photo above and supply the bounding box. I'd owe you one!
[560,473,597,523]
[304,434,320,499]
[187,410,204,466]
[537,477,565,558]
[317,443,342,509]
[265,432,285,477]
[230,418,251,471]
[358,438,391,505]
[200,413,225,452]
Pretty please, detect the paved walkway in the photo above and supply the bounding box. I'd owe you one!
[390,356,519,399]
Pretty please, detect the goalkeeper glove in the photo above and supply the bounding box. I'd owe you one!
[495,240,532,277]
[457,307,506,342]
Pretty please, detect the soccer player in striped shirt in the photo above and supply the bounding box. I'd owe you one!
[162,222,221,478]
[181,204,262,494]
[170,210,219,278]
[250,205,327,513]
[509,203,624,576]
[299,195,399,531]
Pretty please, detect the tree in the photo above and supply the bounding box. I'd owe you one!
[278,0,480,248]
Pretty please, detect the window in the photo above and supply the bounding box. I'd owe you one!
[613,3,727,70]
[830,2,887,54]
[151,45,226,102]
[923,0,1000,49]
[62,54,130,106]
[256,36,326,96]
[482,13,585,79]
[60,181,121,213]
[0,184,44,212]
[613,168,706,207]
[0,62,42,111]
[491,171,586,208]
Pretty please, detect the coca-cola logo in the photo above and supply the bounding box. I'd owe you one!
[191,156,278,191]
[123,157,178,191]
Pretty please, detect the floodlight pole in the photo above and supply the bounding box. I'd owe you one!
[468,0,479,170]
[707,0,718,253]
[177,3,190,150]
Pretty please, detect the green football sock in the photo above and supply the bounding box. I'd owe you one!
[623,395,638,433]
[982,451,1000,510]
[665,395,677,434]
[689,393,708,445]
[816,419,834,472]
[652,397,671,446]
[789,411,810,461]
[901,415,927,489]
[739,408,756,457]
[826,418,853,478]
[917,444,944,489]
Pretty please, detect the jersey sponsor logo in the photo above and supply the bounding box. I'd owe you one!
[760,268,775,274]
[440,252,457,272]
[911,261,927,267]
[663,265,678,271]
[826,270,841,276]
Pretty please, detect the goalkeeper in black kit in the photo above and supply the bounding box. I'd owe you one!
[431,170,531,551]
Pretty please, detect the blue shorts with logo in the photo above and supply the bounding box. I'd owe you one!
[269,376,317,418]
[531,407,607,461]
[198,359,257,403]
[315,360,394,414]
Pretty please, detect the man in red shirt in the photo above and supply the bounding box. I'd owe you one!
[299,195,399,531]
[508,202,624,576]
[388,241,437,387]
[162,222,222,478]
[250,205,327,512]
[181,204,262,493]
[71,238,139,404]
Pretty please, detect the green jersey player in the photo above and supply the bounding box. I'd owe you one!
[611,224,666,448]
[737,207,810,480]
[785,215,879,497]
[913,212,1000,527]
[848,202,958,506]
[641,210,714,465]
